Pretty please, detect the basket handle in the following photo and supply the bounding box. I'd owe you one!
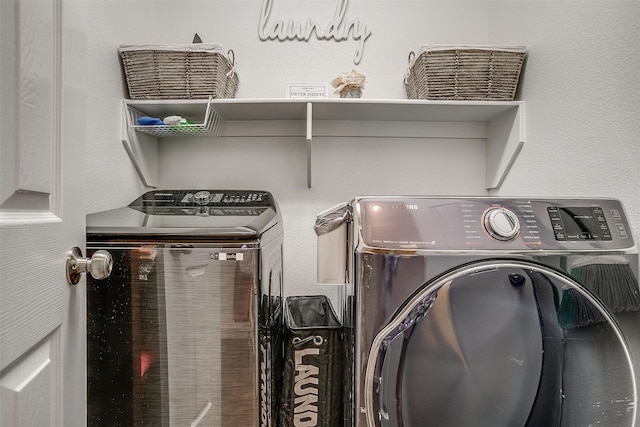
[226,49,237,78]
[404,51,417,84]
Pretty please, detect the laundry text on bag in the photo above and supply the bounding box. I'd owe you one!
[293,347,320,427]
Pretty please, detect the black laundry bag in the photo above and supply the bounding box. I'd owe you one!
[280,295,343,427]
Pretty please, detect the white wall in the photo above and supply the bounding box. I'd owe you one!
[86,1,640,298]
[490,2,640,204]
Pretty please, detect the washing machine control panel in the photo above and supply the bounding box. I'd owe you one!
[483,207,520,241]
[128,190,273,215]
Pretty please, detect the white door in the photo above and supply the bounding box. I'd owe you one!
[0,0,87,425]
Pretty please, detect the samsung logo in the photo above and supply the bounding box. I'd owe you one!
[389,204,419,210]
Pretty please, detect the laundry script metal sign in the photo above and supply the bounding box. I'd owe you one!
[258,0,372,64]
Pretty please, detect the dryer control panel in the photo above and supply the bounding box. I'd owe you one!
[356,197,635,252]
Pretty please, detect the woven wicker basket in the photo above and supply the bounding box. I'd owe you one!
[405,45,526,101]
[119,43,238,100]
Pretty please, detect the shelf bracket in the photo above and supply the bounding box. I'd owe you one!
[306,102,312,188]
[121,101,157,187]
[486,103,525,189]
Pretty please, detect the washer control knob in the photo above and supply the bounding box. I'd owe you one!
[193,191,212,205]
[484,207,520,241]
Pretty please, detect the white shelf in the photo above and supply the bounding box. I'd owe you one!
[207,98,519,121]
[122,98,525,188]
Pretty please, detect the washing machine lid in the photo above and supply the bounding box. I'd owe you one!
[87,189,280,238]
[363,259,637,427]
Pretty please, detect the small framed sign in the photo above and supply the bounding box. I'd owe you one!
[287,83,329,99]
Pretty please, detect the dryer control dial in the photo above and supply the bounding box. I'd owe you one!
[484,207,520,241]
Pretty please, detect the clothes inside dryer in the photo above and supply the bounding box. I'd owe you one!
[365,260,636,427]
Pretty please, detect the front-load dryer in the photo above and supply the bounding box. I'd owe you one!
[86,189,283,427]
[315,197,640,427]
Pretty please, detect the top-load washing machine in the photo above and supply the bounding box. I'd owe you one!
[86,189,283,427]
[315,197,640,427]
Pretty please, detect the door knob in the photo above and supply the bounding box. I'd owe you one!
[66,246,113,285]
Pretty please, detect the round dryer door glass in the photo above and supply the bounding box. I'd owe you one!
[364,260,637,427]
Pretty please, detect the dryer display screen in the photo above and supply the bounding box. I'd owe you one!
[548,206,612,241]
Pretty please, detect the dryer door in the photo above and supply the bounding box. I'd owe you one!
[364,259,637,427]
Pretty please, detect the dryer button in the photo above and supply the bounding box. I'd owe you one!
[484,207,520,241]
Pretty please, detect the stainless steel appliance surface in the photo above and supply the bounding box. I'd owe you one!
[315,197,640,427]
[86,189,284,427]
